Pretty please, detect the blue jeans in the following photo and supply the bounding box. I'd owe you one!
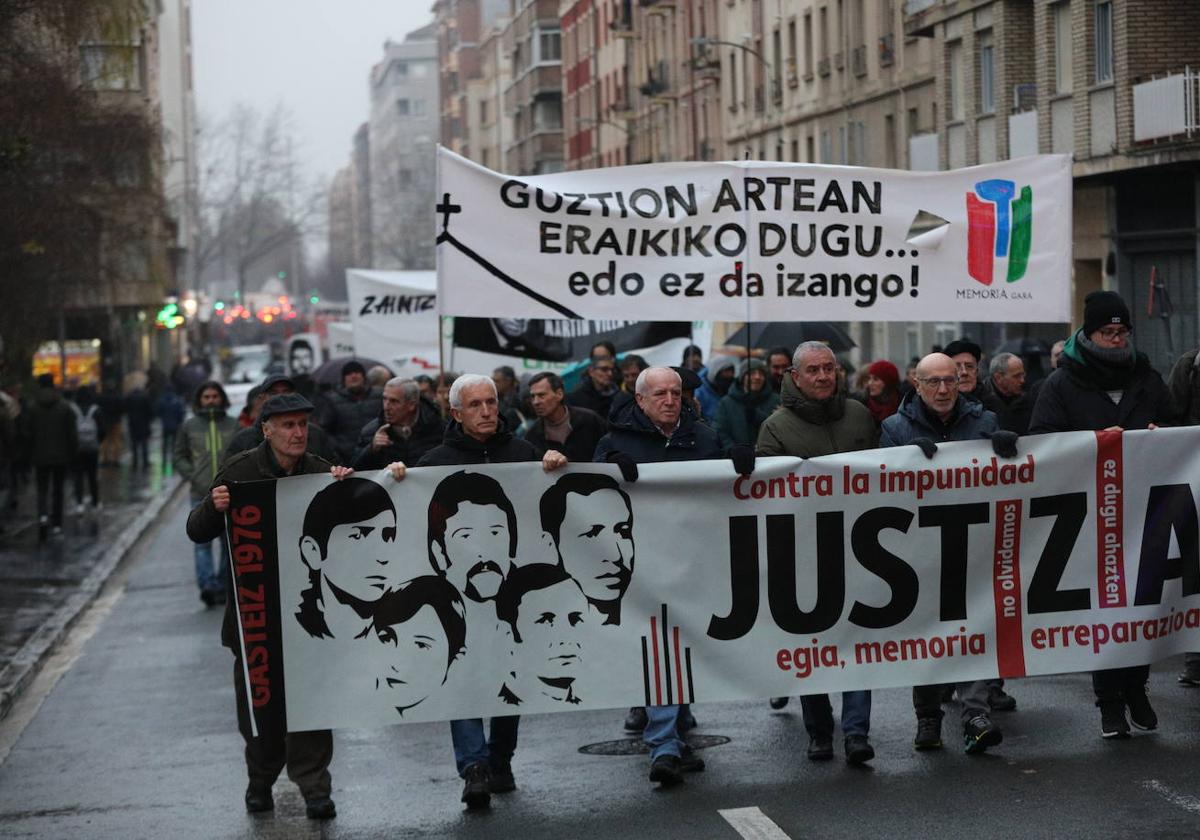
[191,493,230,592]
[450,716,519,777]
[800,691,871,739]
[643,704,696,760]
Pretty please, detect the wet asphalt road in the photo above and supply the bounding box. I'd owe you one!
[1,494,1199,839]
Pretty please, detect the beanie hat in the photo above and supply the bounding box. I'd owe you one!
[942,339,982,361]
[341,360,367,378]
[737,358,768,379]
[867,360,900,388]
[1082,290,1131,336]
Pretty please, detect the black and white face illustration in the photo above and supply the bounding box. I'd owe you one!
[558,489,633,606]
[368,576,465,715]
[436,501,512,601]
[289,340,315,375]
[301,509,399,602]
[516,579,589,704]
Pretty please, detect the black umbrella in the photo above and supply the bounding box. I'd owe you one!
[311,356,393,386]
[725,322,856,353]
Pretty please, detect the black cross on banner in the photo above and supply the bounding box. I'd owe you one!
[436,192,461,232]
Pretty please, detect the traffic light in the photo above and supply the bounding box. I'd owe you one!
[214,301,225,312]
[309,293,320,304]
[155,302,184,330]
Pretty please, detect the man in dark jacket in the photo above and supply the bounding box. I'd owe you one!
[26,374,77,534]
[225,374,338,464]
[755,342,878,764]
[943,339,986,403]
[881,352,1011,755]
[174,381,239,605]
[979,352,1032,435]
[186,393,350,820]
[524,372,607,462]
[408,373,566,810]
[715,358,780,451]
[594,366,752,788]
[319,361,384,463]
[350,378,442,470]
[566,355,618,419]
[1031,290,1175,738]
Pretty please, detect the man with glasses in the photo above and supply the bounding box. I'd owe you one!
[567,354,619,420]
[881,352,1014,755]
[1031,290,1175,739]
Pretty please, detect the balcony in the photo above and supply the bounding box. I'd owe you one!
[1133,68,1199,143]
[817,57,831,77]
[851,44,867,77]
[903,0,946,38]
[609,19,634,38]
[879,33,895,68]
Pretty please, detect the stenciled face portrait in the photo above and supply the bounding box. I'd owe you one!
[515,580,589,704]
[557,489,634,608]
[370,602,450,713]
[436,501,512,601]
[289,343,315,374]
[301,509,399,602]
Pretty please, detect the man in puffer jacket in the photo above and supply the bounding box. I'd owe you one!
[1030,290,1175,739]
[881,352,1012,756]
[174,380,240,606]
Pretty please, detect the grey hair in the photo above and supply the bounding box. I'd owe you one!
[384,377,420,402]
[989,352,1019,378]
[634,366,681,396]
[448,374,496,409]
[792,341,835,367]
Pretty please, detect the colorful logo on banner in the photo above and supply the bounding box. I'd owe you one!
[966,179,1033,286]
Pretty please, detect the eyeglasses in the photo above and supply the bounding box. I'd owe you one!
[919,376,959,390]
[1097,326,1131,340]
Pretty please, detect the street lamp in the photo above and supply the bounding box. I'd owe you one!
[691,35,780,127]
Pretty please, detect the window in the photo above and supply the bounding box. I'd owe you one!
[1053,3,1073,93]
[947,41,964,121]
[480,100,488,124]
[772,28,782,92]
[396,98,410,116]
[411,99,426,116]
[803,12,813,75]
[80,44,142,91]
[537,28,562,63]
[819,7,828,59]
[978,32,995,114]
[1094,0,1113,84]
[410,61,430,78]
[393,61,409,78]
[728,53,738,109]
[787,20,797,76]
[534,99,562,130]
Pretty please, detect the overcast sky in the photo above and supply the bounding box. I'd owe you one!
[191,1,434,186]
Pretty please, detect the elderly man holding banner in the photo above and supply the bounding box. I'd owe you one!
[594,366,754,788]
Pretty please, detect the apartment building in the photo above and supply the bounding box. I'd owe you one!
[434,0,509,161]
[905,0,1200,371]
[504,0,565,173]
[465,13,513,171]
[560,0,634,170]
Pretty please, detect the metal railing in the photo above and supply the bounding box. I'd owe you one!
[1133,67,1198,142]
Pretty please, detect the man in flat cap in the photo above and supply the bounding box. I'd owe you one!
[225,374,338,464]
[187,392,356,821]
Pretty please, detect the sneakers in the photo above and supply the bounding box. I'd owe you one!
[844,734,875,765]
[988,685,1017,712]
[461,763,491,810]
[623,706,648,733]
[963,715,1003,754]
[1125,687,1158,731]
[489,762,516,793]
[768,696,789,709]
[304,796,336,820]
[648,754,683,787]
[244,784,274,813]
[679,744,706,773]
[1099,702,1130,739]
[914,716,943,750]
[806,734,834,761]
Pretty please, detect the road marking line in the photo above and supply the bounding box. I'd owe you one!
[719,806,795,840]
[1142,780,1200,815]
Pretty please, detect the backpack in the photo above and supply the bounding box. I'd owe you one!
[75,403,100,452]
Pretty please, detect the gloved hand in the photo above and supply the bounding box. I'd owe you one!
[987,429,1019,458]
[911,437,938,459]
[605,450,639,482]
[729,444,756,476]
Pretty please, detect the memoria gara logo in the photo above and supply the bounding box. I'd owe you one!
[966,178,1033,287]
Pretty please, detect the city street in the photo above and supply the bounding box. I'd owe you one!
[1,494,1199,839]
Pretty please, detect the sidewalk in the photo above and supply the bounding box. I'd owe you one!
[0,428,183,719]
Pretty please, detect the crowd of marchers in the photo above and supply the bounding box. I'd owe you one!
[171,288,1200,821]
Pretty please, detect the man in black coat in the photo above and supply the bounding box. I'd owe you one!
[350,377,443,470]
[319,361,384,464]
[524,372,606,462]
[566,354,618,419]
[942,339,986,403]
[593,366,753,788]
[225,374,338,464]
[399,374,566,811]
[186,393,352,820]
[1031,290,1176,739]
[979,352,1032,434]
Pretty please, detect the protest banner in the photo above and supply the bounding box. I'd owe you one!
[325,321,355,357]
[226,427,1200,735]
[435,148,1072,323]
[346,269,441,377]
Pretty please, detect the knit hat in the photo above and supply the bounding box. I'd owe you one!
[942,339,982,361]
[737,358,768,379]
[341,360,367,378]
[1082,290,1131,336]
[867,360,899,388]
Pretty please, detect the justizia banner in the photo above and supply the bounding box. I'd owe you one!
[226,428,1200,735]
[434,148,1072,323]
